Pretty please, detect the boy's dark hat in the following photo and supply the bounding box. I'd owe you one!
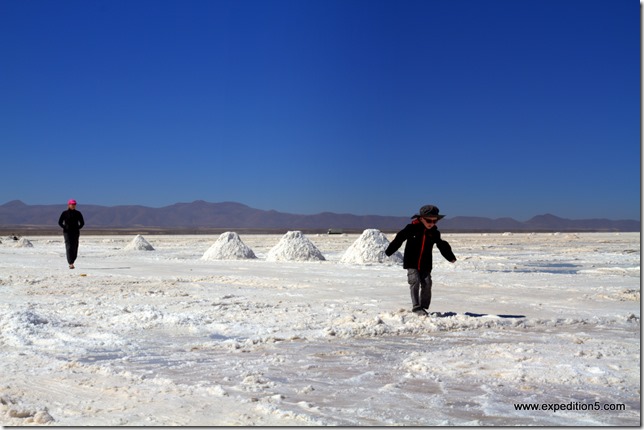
[411,205,445,220]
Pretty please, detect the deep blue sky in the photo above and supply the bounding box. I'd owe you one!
[1,0,640,220]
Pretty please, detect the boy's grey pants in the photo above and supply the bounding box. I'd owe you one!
[407,269,432,310]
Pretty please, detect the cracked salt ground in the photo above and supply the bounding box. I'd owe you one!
[0,233,639,426]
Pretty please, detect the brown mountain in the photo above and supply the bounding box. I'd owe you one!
[0,200,639,232]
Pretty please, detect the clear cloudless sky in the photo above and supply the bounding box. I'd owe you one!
[0,0,640,220]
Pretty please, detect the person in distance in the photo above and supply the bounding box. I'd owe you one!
[58,199,85,269]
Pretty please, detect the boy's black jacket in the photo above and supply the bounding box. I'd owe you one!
[385,221,456,271]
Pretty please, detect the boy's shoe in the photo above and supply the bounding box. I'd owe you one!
[412,307,428,316]
[69,264,75,269]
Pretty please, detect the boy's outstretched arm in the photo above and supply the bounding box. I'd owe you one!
[437,239,457,263]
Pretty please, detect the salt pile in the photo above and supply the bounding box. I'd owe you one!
[202,232,256,260]
[14,237,33,248]
[124,235,154,251]
[340,229,403,264]
[266,231,325,261]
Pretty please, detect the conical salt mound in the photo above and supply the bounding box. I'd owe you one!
[201,232,256,260]
[340,229,402,264]
[15,237,33,248]
[266,231,325,262]
[124,234,154,251]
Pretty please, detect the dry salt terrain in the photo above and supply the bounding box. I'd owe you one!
[0,231,640,426]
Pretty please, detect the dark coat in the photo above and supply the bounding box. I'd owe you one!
[385,220,456,271]
[58,209,85,233]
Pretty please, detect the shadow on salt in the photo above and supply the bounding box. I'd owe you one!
[484,262,580,275]
[209,332,247,342]
[75,350,124,363]
[431,312,526,319]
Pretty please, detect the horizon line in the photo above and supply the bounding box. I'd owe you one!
[1,199,640,223]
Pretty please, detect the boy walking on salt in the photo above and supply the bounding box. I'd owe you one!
[385,205,456,316]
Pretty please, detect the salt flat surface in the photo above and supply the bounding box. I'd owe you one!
[0,232,639,426]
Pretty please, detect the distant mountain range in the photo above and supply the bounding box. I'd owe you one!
[0,200,639,232]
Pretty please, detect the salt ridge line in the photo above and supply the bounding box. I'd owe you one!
[1,304,638,350]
